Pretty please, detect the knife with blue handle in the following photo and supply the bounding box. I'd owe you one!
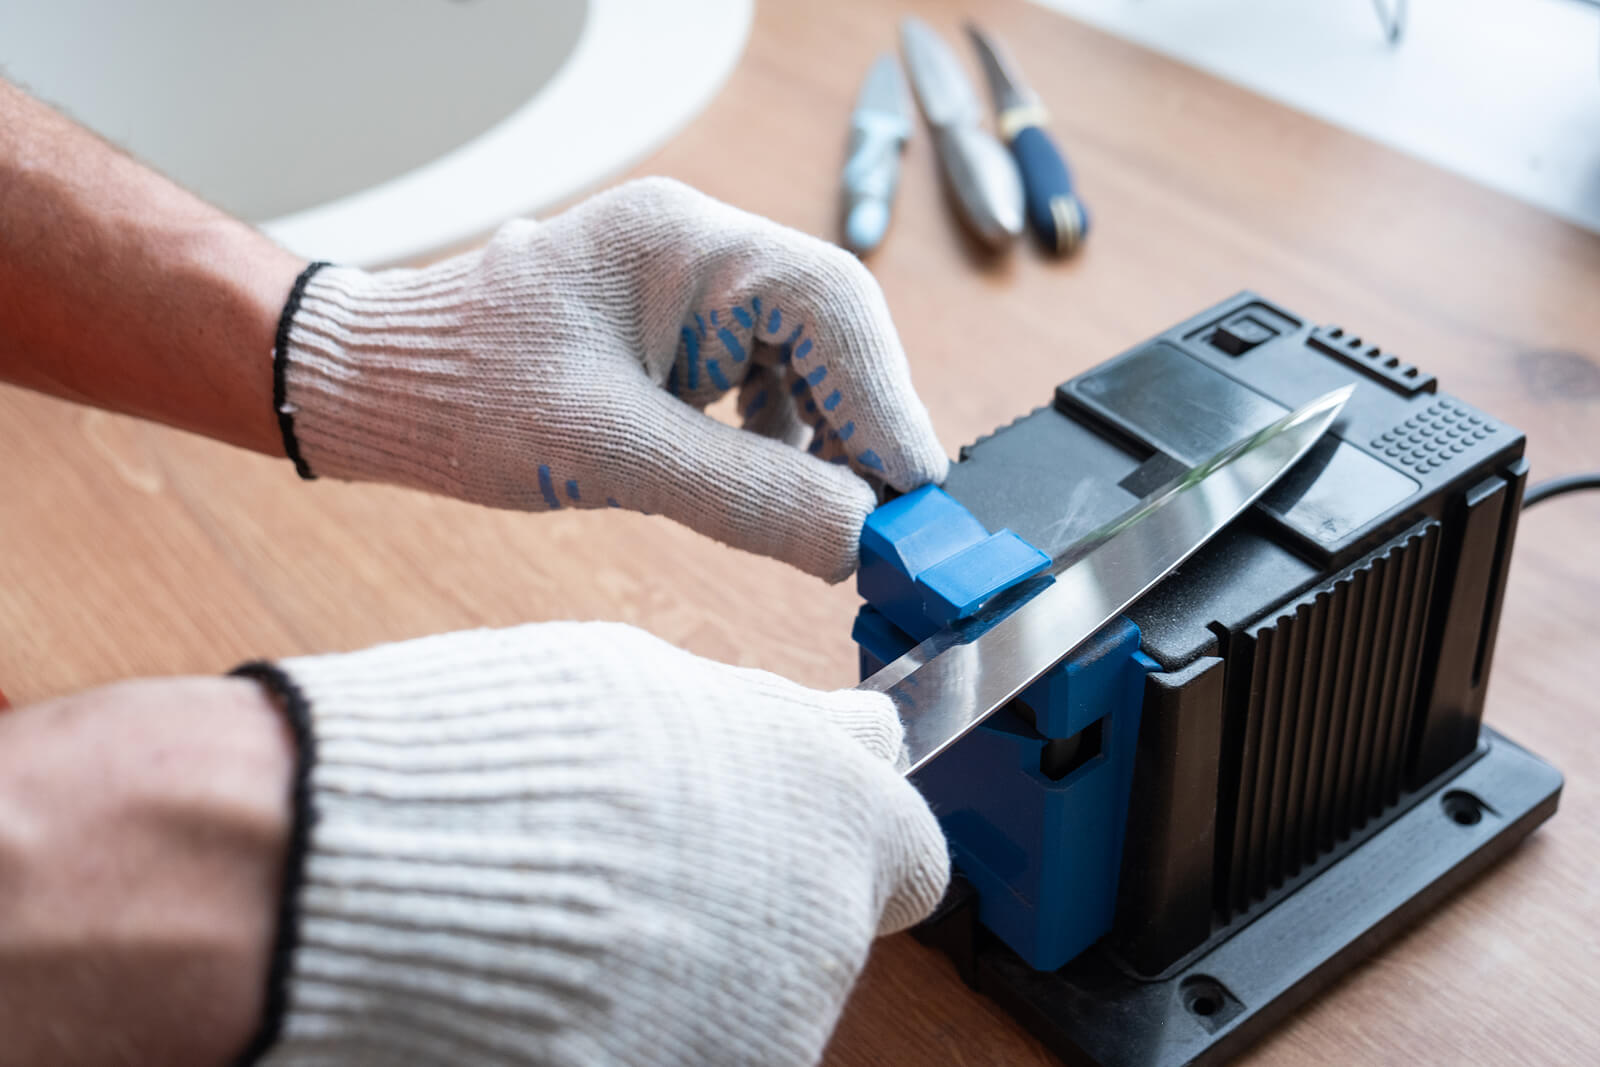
[967,22,1088,255]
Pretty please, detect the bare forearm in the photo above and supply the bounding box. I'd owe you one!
[0,78,305,454]
[0,677,292,1066]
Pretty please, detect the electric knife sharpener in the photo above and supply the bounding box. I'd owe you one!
[853,292,1562,1066]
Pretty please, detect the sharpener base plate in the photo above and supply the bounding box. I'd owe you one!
[913,726,1561,1067]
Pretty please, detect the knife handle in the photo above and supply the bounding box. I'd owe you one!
[841,121,907,256]
[931,124,1025,250]
[1008,123,1089,255]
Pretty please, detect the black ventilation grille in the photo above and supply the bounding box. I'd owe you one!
[1217,520,1442,919]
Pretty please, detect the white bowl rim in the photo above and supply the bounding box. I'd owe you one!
[261,0,754,266]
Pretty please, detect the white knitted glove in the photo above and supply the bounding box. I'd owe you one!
[278,178,948,582]
[237,622,949,1067]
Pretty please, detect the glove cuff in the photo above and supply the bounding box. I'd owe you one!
[230,621,945,1066]
[229,631,630,1065]
[226,662,317,1067]
[276,256,483,493]
[271,261,330,479]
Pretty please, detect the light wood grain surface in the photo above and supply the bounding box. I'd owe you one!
[4,1,1598,1063]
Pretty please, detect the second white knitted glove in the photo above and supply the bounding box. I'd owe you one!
[278,178,948,582]
[238,622,949,1067]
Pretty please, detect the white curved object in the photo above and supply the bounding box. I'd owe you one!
[3,0,753,265]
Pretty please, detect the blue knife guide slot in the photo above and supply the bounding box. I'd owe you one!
[855,485,1153,971]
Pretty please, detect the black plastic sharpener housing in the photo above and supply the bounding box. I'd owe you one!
[912,292,1561,1065]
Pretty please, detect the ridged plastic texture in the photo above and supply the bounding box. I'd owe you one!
[1309,324,1437,396]
[1218,519,1442,917]
[957,402,1050,460]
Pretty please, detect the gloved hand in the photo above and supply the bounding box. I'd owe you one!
[236,622,949,1067]
[277,178,948,582]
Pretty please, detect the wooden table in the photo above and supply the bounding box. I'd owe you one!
[3,0,1597,1062]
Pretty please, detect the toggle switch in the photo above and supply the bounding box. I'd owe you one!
[1211,316,1276,355]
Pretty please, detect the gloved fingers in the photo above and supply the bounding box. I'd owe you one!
[608,386,877,582]
[725,228,948,493]
[801,380,856,468]
[673,326,863,472]
[700,665,907,765]
[615,179,947,492]
[694,671,948,935]
[736,359,811,449]
[810,688,907,768]
[749,350,857,468]
[872,777,952,936]
[672,279,944,487]
[811,689,950,936]
[665,303,758,411]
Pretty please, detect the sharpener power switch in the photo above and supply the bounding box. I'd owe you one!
[1210,315,1276,355]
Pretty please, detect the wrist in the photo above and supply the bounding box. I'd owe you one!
[0,677,295,1067]
[184,220,308,456]
[0,77,305,455]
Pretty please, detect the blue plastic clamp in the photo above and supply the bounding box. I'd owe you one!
[858,485,1049,641]
[854,487,1153,971]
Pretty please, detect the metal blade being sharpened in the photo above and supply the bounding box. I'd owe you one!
[862,385,1354,775]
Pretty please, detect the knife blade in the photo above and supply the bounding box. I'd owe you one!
[840,54,913,256]
[861,385,1354,775]
[967,22,1089,255]
[898,17,1024,249]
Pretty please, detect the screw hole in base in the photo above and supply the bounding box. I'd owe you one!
[1441,789,1486,826]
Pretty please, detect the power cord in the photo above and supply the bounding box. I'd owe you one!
[1522,472,1600,510]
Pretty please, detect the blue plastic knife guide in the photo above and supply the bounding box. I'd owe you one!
[855,484,1151,970]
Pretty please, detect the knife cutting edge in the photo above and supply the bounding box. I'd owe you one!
[899,16,1024,250]
[966,22,1089,255]
[841,53,914,256]
[861,385,1355,775]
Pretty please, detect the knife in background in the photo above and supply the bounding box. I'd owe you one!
[967,22,1089,255]
[841,53,914,256]
[862,385,1354,774]
[899,17,1024,250]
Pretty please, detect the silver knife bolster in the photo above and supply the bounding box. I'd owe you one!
[842,120,907,201]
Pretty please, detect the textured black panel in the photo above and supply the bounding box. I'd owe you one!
[1369,396,1502,475]
[1215,521,1441,918]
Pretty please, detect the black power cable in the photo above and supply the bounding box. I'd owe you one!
[1522,472,1600,510]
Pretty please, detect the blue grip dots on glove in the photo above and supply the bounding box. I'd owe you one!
[280,178,947,582]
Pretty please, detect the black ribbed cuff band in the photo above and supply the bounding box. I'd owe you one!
[227,661,319,1066]
[273,261,331,480]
